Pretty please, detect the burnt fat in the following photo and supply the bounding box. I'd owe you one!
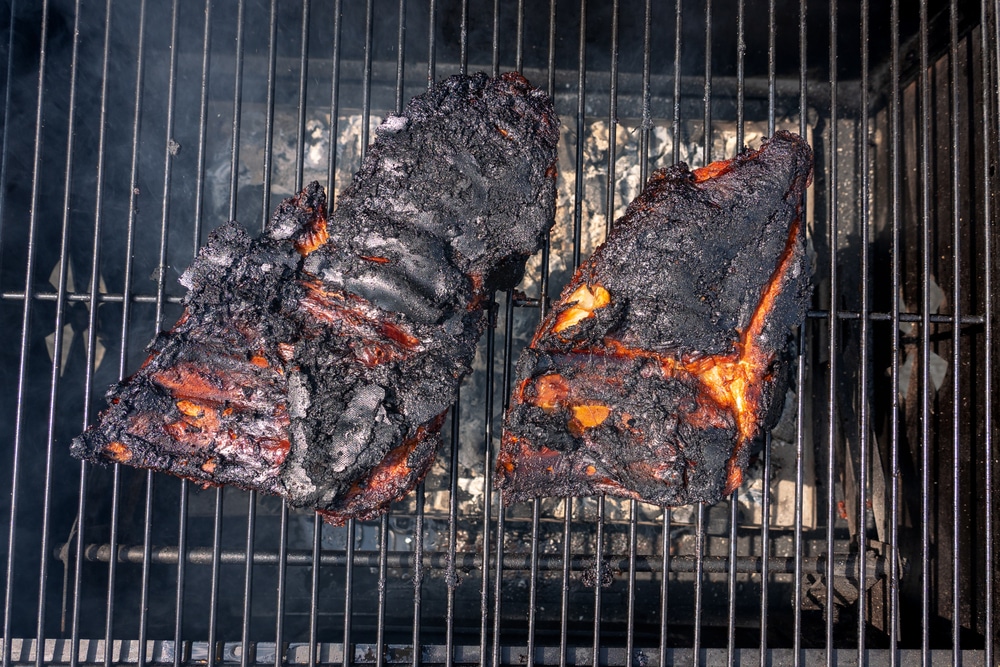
[498,131,814,508]
[71,72,559,524]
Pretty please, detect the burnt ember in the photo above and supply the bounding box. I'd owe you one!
[71,72,558,524]
[498,131,813,508]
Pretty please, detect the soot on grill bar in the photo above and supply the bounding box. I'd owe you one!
[0,0,996,664]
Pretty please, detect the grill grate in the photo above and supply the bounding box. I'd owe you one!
[0,0,997,665]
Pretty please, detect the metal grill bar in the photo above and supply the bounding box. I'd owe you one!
[206,491,223,667]
[692,505,705,664]
[658,505,670,667]
[359,0,374,160]
[324,0,343,193]
[919,0,933,660]
[307,514,321,667]
[2,290,992,326]
[444,399,459,666]
[141,0,181,662]
[8,287,992,324]
[171,1,203,661]
[759,435,772,662]
[191,0,213,254]
[294,0,311,193]
[825,2,839,663]
[238,495,255,667]
[793,328,807,667]
[109,1,151,663]
[259,0,279,225]
[887,0,902,662]
[981,3,996,663]
[526,500,540,667]
[67,545,889,576]
[173,484,187,667]
[0,0,15,280]
[274,499,288,663]
[226,0,245,223]
[947,1,962,662]
[794,2,808,663]
[857,1,871,662]
[558,499,571,667]
[625,502,637,667]
[591,497,605,667]
[340,515,353,667]
[375,514,387,667]
[490,430,505,665]
[137,473,154,667]
[727,383,739,662]
[767,0,776,135]
[409,308,424,631]
[3,1,49,663]
[37,2,81,665]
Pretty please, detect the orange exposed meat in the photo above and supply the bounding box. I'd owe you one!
[498,131,813,508]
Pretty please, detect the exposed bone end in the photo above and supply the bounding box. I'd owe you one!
[552,284,610,333]
[104,441,132,463]
[294,217,329,256]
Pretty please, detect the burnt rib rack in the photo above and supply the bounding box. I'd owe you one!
[0,1,997,665]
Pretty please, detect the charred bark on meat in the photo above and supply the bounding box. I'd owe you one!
[72,72,558,524]
[498,131,813,508]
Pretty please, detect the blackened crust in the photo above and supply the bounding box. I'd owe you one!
[71,73,559,524]
[498,130,813,508]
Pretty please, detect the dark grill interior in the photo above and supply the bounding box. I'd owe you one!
[1,0,997,664]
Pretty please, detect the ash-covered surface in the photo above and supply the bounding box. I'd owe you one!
[498,131,814,508]
[71,72,558,524]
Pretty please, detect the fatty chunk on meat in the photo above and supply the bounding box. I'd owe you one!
[497,130,813,507]
[71,72,559,524]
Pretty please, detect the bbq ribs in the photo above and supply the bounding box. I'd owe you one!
[497,131,813,507]
[71,72,558,523]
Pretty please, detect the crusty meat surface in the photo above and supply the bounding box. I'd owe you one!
[71,72,558,524]
[497,130,813,507]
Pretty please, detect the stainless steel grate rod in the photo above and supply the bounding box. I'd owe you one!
[68,543,886,579]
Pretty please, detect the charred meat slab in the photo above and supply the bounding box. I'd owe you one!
[498,131,813,508]
[72,72,558,524]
